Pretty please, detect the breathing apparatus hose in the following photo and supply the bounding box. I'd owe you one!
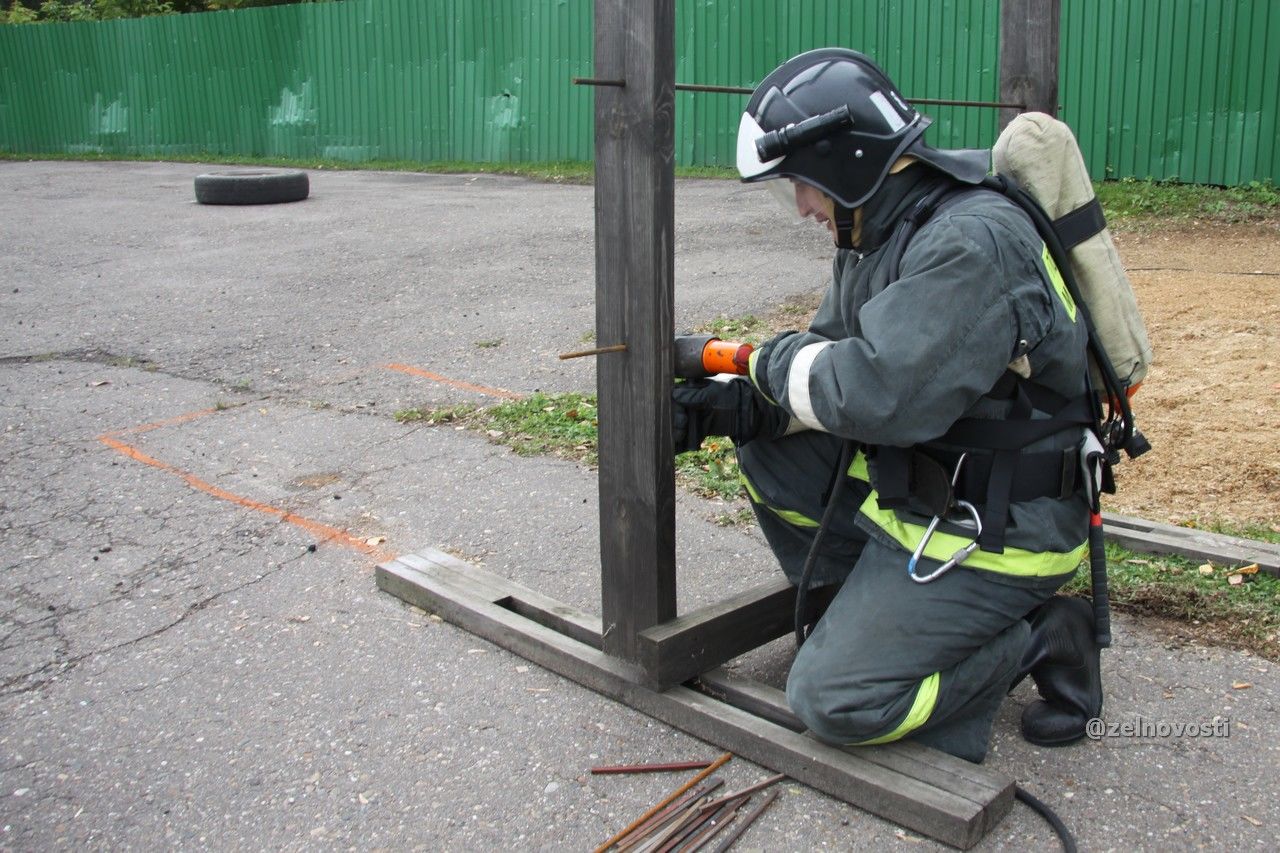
[792,438,856,647]
[1015,785,1079,852]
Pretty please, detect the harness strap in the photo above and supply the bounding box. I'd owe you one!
[870,376,1095,552]
[1052,197,1107,250]
[834,204,857,250]
[981,449,1018,552]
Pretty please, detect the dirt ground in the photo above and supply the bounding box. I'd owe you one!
[1107,221,1280,529]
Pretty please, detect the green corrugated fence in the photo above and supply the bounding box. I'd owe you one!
[1,0,1276,185]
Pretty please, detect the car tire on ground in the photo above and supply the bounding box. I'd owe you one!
[194,170,310,205]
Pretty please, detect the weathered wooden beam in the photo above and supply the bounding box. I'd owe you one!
[1103,513,1280,577]
[376,553,1015,849]
[593,0,678,663]
[638,579,836,690]
[394,549,604,647]
[693,668,1015,823]
[999,0,1060,128]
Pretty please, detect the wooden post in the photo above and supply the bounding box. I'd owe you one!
[999,0,1060,129]
[593,0,677,662]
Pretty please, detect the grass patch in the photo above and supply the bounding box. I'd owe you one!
[675,439,743,500]
[693,294,826,346]
[697,314,770,344]
[400,393,598,461]
[479,392,600,460]
[1064,543,1280,660]
[401,392,746,502]
[1096,177,1280,226]
[1192,519,1280,546]
[394,404,476,425]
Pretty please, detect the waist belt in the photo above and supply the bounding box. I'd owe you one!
[870,377,1096,554]
[874,446,1080,515]
[943,446,1080,505]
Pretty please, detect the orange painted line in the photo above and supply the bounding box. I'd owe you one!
[98,435,396,564]
[102,407,220,438]
[385,363,523,400]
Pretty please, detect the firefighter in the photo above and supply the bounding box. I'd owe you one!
[672,48,1103,762]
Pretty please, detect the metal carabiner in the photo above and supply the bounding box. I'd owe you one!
[907,453,984,583]
[907,499,983,583]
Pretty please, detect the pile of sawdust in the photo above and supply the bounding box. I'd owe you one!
[1108,222,1280,529]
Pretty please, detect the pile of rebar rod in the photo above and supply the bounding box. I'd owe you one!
[593,753,784,853]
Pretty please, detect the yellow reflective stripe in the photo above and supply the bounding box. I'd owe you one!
[847,451,870,480]
[853,672,940,745]
[1042,244,1078,322]
[846,451,1085,578]
[747,349,778,405]
[738,472,819,529]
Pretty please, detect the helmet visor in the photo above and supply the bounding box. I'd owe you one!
[763,178,802,219]
[736,112,785,178]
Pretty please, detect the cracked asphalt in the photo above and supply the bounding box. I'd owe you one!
[1,161,1277,850]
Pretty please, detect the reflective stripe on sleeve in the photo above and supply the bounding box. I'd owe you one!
[786,342,834,431]
[747,348,777,405]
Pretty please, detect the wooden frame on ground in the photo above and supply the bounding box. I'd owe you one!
[374,1,1111,848]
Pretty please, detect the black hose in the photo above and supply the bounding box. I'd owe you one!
[793,439,856,647]
[1015,784,1078,853]
[1088,513,1112,647]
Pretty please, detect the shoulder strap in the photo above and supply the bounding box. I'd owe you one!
[884,184,964,281]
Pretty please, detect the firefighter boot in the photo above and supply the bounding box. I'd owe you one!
[1016,596,1102,746]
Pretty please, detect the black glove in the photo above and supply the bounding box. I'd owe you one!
[671,378,787,454]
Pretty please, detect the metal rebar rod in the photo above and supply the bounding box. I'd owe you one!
[674,83,753,94]
[706,789,779,853]
[573,76,1024,110]
[573,76,627,87]
[594,752,733,853]
[635,798,715,853]
[674,796,752,853]
[657,796,746,853]
[592,759,715,775]
[559,344,628,361]
[615,781,725,853]
[698,774,785,812]
[911,97,1026,109]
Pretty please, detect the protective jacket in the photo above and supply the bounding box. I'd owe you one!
[744,166,1091,582]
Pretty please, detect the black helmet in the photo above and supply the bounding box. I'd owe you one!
[737,48,989,210]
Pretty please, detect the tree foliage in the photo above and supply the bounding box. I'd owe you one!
[2,0,328,23]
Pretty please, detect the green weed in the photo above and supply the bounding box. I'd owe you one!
[1096,177,1280,225]
[1063,542,1280,659]
[394,404,476,425]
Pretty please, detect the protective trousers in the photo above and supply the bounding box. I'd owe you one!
[739,431,1070,763]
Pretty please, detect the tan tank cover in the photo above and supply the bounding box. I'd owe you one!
[993,113,1153,389]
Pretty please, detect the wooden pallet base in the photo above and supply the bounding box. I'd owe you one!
[1103,513,1280,576]
[376,549,1015,849]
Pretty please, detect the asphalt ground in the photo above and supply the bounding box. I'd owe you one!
[1,161,1277,850]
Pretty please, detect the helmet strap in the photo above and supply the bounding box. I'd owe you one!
[834,204,858,250]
